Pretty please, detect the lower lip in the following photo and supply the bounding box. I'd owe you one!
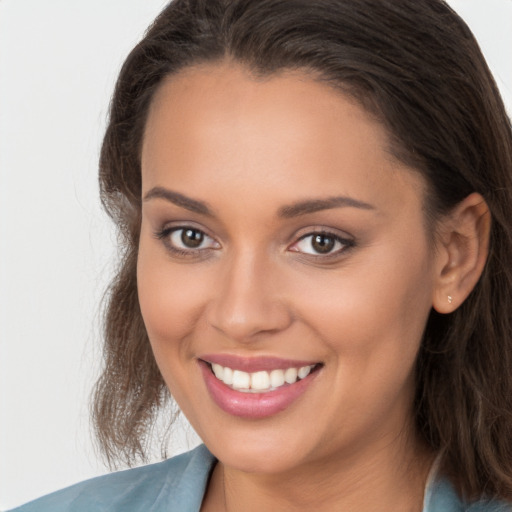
[199,361,319,419]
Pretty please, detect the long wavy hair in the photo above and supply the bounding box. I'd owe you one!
[92,0,512,501]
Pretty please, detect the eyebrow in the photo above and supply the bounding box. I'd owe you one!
[143,187,213,216]
[278,196,375,218]
[143,186,375,218]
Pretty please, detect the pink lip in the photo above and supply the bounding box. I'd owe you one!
[198,359,321,419]
[200,354,319,372]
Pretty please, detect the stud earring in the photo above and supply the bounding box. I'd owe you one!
[448,295,453,304]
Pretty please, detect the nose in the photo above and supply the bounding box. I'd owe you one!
[206,249,293,343]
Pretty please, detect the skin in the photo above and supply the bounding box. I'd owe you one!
[137,61,489,511]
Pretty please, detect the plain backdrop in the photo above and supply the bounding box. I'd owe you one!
[0,0,511,509]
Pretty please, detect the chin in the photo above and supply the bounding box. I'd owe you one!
[201,423,318,475]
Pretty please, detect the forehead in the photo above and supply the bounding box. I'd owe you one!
[141,62,426,215]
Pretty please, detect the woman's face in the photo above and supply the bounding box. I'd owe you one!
[138,62,440,474]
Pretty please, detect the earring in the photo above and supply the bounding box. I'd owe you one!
[448,295,453,304]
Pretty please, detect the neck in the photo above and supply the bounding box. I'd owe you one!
[202,430,435,512]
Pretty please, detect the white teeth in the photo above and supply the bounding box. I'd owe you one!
[209,363,317,392]
[298,366,311,379]
[284,367,298,384]
[251,371,270,391]
[223,366,234,385]
[270,369,285,388]
[212,363,223,380]
[232,370,250,390]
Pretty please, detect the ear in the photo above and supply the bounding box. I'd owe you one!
[432,192,491,314]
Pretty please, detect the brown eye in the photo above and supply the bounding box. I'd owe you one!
[311,234,335,254]
[289,231,354,257]
[181,228,204,248]
[161,227,220,254]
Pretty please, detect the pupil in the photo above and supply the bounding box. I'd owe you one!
[312,234,334,254]
[181,229,204,248]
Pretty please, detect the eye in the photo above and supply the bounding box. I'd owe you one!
[156,226,220,254]
[289,232,353,256]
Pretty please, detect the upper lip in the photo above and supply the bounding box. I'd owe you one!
[199,354,321,372]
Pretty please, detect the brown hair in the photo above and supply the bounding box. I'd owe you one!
[92,0,512,501]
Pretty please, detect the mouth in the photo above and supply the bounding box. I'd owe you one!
[205,360,321,393]
[198,356,323,419]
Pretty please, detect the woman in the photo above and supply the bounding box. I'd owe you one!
[10,0,512,510]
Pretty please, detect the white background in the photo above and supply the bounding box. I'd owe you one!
[0,0,511,509]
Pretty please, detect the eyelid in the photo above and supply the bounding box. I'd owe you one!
[171,228,218,248]
[154,220,216,241]
[154,224,221,256]
[288,228,355,257]
[154,222,354,259]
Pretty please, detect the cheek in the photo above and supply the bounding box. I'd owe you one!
[137,239,210,354]
[292,246,434,438]
[292,240,434,370]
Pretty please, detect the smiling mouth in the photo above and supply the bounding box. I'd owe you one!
[205,361,322,393]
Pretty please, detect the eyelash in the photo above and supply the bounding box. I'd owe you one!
[154,226,355,260]
[289,231,355,259]
[154,226,219,257]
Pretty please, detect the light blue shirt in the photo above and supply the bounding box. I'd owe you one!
[9,445,511,511]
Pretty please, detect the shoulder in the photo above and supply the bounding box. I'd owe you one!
[8,444,216,512]
[424,476,512,512]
